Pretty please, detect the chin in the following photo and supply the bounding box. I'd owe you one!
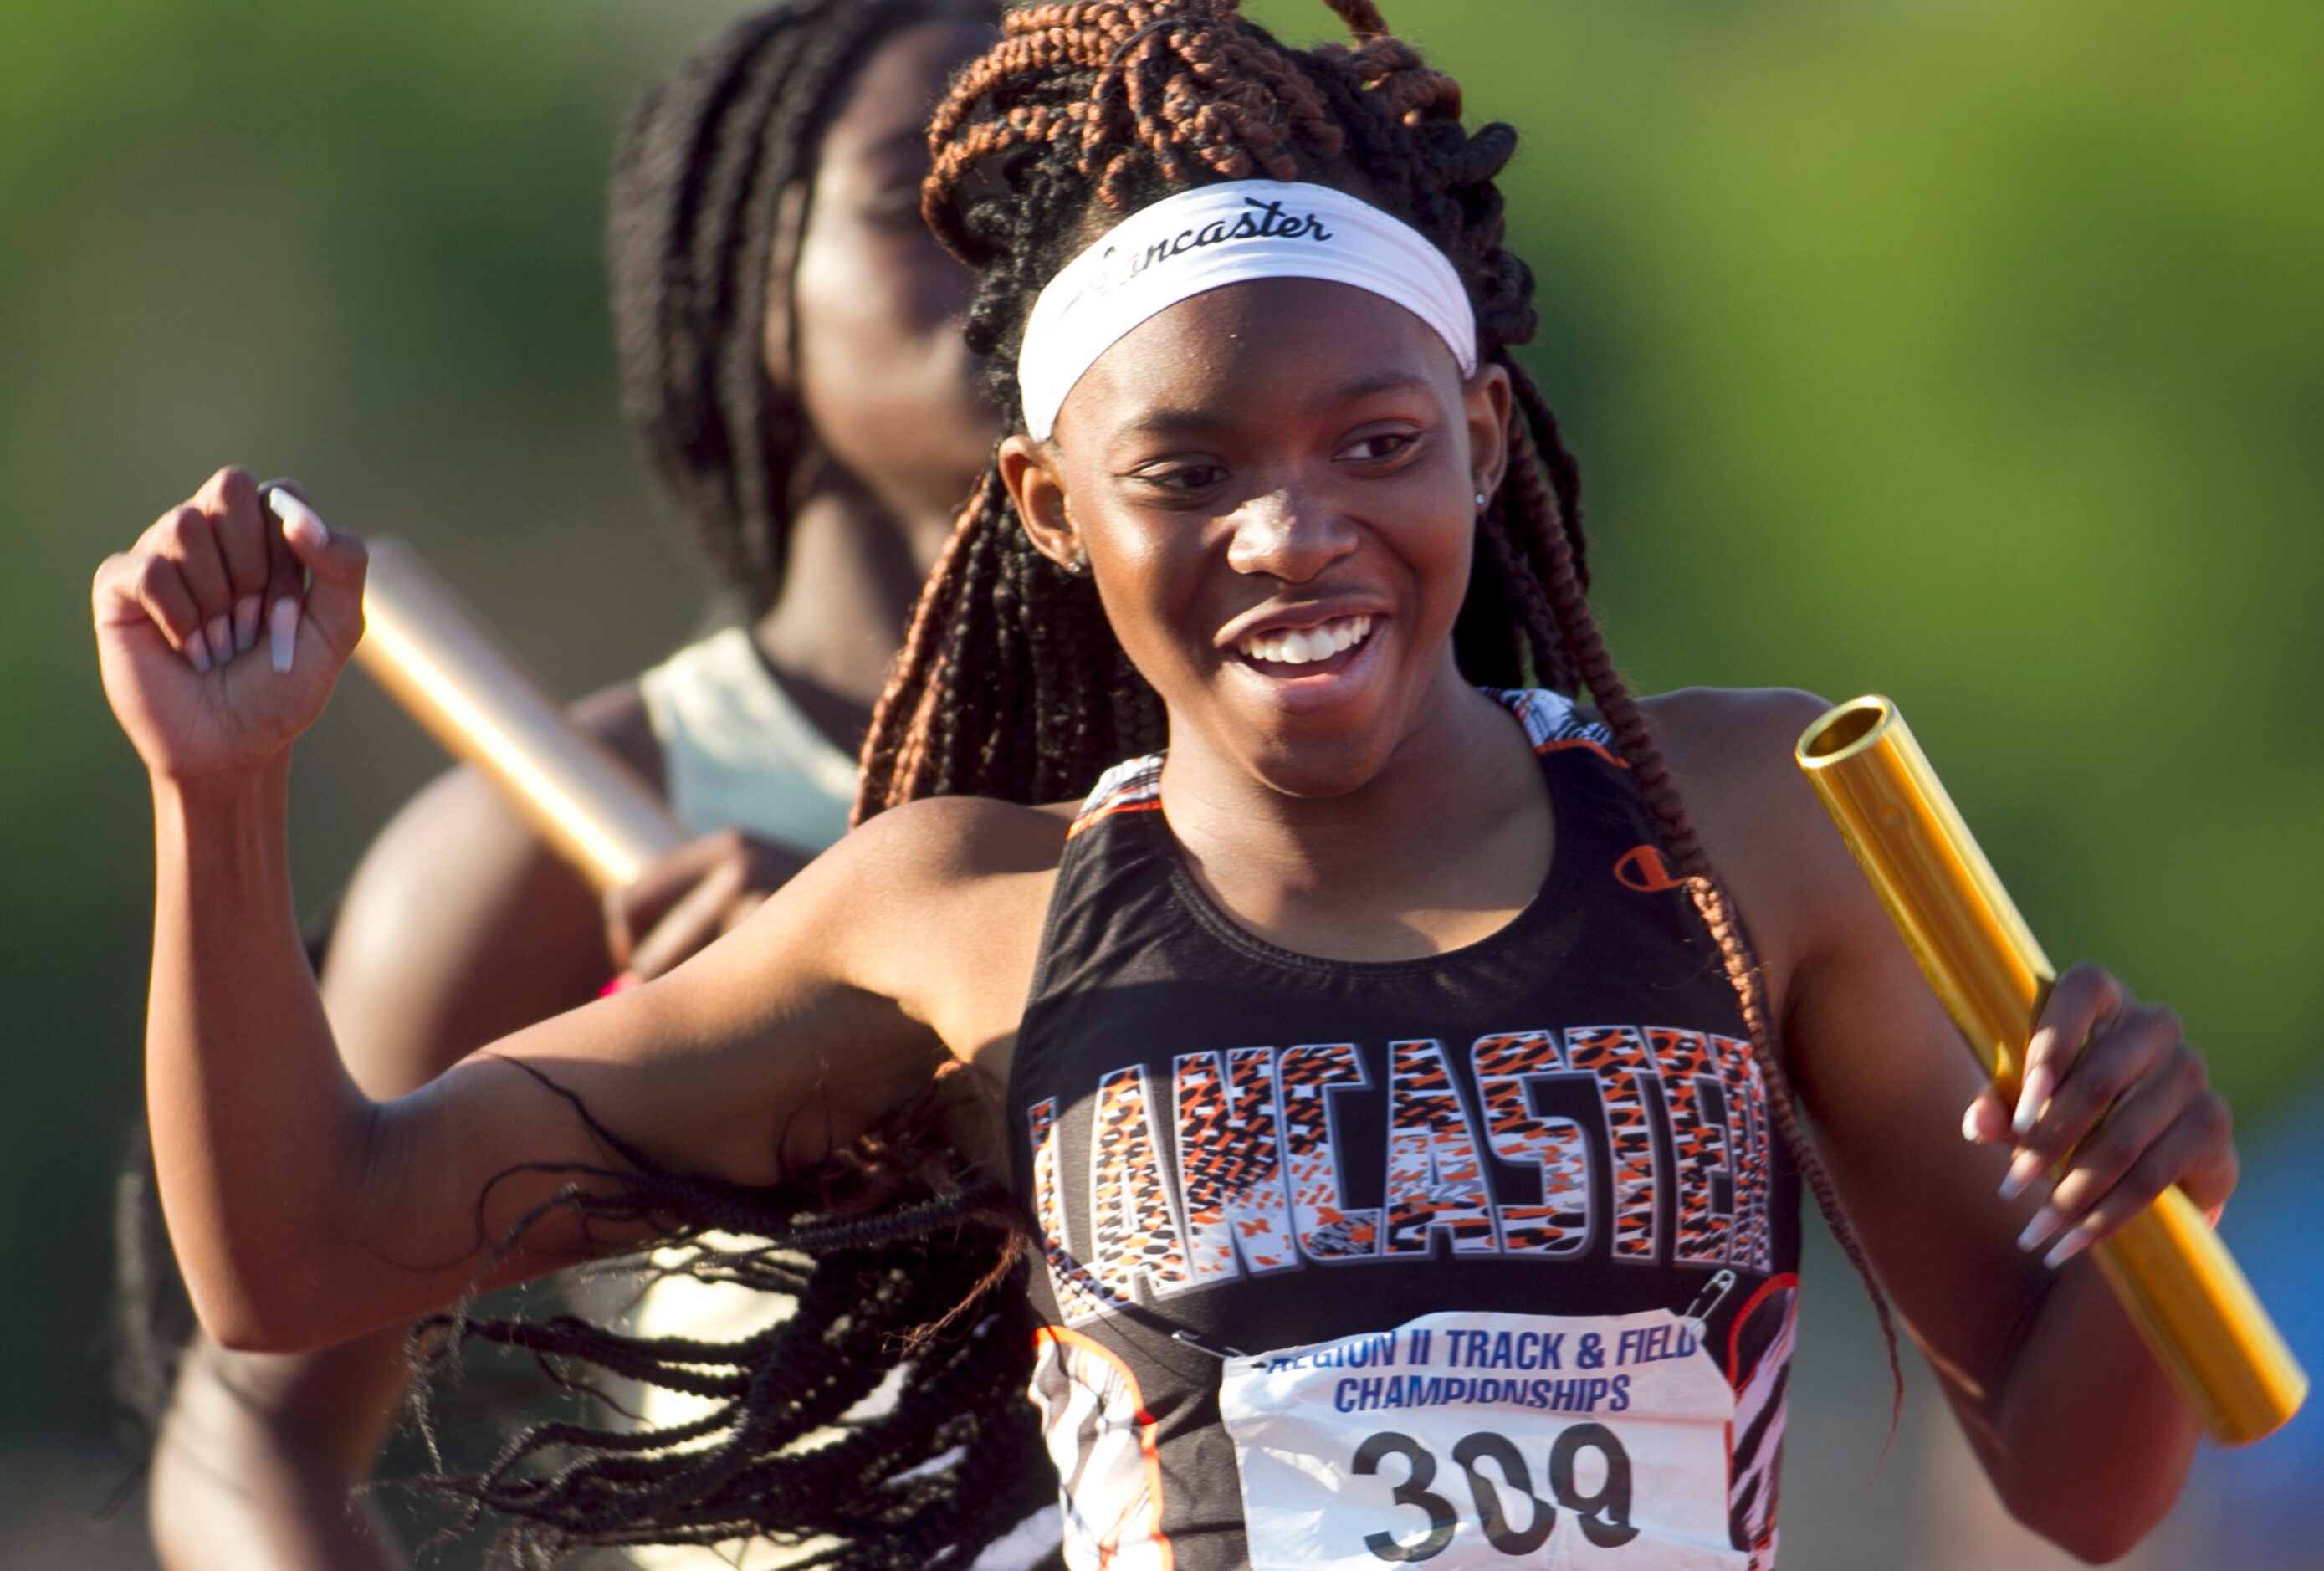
[1226,698,1413,801]
[1247,755,1393,801]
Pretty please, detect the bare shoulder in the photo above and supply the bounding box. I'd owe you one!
[1634,686,1838,842]
[835,792,1076,880]
[1631,688,1875,1009]
[1636,685,1828,789]
[781,795,1072,1063]
[797,793,1071,958]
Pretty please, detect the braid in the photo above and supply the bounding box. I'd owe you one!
[609,0,991,615]
[410,8,1072,1566]
[1501,379,1907,1432]
[857,479,1153,821]
[408,1064,1051,1571]
[895,0,1907,1412]
[453,3,1905,1559]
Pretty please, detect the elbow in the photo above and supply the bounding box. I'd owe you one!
[205,1317,305,1357]
[2055,1522,2158,1567]
[1984,1399,2190,1562]
[1999,1482,2169,1565]
[169,1123,386,1355]
[182,1257,340,1355]
[197,1292,348,1356]
[192,1296,308,1356]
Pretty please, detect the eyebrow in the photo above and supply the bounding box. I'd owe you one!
[1318,369,1435,406]
[1116,368,1437,441]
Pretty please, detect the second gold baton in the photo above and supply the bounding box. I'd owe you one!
[353,537,687,892]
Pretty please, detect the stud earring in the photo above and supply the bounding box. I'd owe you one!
[1475,489,1489,511]
[1062,553,1089,578]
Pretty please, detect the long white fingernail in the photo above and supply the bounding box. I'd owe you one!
[269,596,300,673]
[234,594,262,654]
[2017,1204,2064,1253]
[2013,1065,2053,1136]
[206,612,232,666]
[184,626,213,674]
[1999,1148,2045,1201]
[266,489,330,546]
[2043,1223,2096,1271]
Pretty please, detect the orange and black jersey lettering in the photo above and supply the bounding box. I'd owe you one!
[1008,690,1804,1571]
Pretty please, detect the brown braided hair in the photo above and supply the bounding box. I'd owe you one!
[419,3,1898,1560]
[869,0,1903,1398]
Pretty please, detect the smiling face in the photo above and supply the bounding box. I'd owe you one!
[1001,276,1510,799]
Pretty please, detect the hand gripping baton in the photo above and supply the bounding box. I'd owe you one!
[1797,695,2304,1446]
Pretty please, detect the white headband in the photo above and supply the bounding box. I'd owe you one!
[1016,179,1478,442]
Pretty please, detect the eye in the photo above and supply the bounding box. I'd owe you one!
[1338,429,1421,464]
[1131,460,1230,494]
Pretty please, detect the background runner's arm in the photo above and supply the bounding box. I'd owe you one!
[151,1331,409,1571]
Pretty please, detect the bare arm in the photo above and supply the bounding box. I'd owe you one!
[151,729,653,1571]
[144,761,948,1351]
[1656,688,2229,1563]
[97,471,974,1360]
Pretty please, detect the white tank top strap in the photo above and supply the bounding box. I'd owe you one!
[635,626,858,848]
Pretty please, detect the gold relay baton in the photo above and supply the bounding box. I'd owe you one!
[353,537,688,892]
[1796,695,2305,1446]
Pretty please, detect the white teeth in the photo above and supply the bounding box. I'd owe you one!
[1238,614,1374,668]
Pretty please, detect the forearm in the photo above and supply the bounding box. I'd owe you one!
[151,1333,409,1571]
[1974,1260,2201,1562]
[147,760,377,1350]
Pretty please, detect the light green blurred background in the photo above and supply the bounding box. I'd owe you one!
[4,0,2317,1564]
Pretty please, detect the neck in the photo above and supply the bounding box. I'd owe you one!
[1159,668,1542,921]
[750,484,955,756]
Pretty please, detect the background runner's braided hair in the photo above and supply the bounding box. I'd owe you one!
[422,3,1899,1562]
[117,8,1037,1542]
[397,5,1058,1565]
[609,0,992,613]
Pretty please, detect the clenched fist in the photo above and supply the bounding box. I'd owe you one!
[93,466,367,781]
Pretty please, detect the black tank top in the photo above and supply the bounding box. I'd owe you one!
[1006,688,1802,1571]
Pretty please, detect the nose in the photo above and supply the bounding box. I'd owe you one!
[1224,487,1357,583]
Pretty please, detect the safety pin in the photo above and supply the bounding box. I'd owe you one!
[1682,1268,1738,1328]
[1170,1329,1249,1360]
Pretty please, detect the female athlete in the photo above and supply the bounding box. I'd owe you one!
[98,3,2233,1566]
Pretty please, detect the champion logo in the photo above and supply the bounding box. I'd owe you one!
[1093,197,1334,292]
[1614,844,1685,894]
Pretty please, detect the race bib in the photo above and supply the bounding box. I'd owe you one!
[1221,1309,1748,1569]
